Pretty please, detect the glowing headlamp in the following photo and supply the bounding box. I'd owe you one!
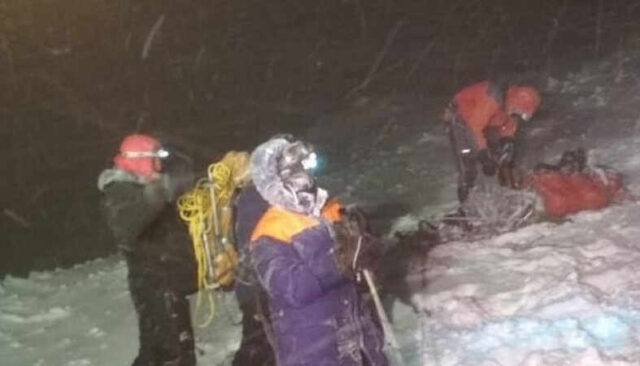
[301,152,318,171]
[122,148,170,159]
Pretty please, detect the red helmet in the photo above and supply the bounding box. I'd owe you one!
[505,86,540,121]
[113,134,167,179]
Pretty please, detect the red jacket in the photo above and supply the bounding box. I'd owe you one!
[453,81,517,149]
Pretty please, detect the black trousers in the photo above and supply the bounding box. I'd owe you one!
[127,257,196,366]
[232,284,276,366]
[447,115,479,203]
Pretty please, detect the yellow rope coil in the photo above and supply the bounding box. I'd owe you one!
[177,178,216,327]
[176,151,250,327]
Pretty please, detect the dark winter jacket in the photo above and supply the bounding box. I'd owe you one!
[98,168,197,294]
[234,184,271,304]
[235,184,271,254]
[232,184,277,366]
[250,204,388,366]
[98,166,198,366]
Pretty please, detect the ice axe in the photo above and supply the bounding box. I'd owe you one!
[363,269,407,366]
[341,206,407,366]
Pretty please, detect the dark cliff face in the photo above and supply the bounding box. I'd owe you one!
[1,0,638,277]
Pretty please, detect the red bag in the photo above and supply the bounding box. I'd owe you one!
[526,169,624,218]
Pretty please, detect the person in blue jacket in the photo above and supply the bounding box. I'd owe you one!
[247,135,389,366]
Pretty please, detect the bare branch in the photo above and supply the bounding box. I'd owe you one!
[142,14,166,60]
[345,20,404,99]
[3,209,31,228]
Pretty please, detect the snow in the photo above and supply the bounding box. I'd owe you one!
[4,60,640,365]
[413,201,640,365]
[0,258,242,366]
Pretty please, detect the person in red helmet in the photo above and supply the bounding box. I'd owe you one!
[111,134,168,180]
[98,133,197,366]
[442,80,541,203]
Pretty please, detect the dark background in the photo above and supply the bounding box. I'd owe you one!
[2,0,638,277]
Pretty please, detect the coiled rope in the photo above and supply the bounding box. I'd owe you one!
[177,158,242,327]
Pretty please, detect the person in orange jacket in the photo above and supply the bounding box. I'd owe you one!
[525,148,628,219]
[443,79,541,203]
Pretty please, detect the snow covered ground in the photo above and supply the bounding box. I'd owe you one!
[414,199,640,366]
[3,59,640,365]
[0,257,244,366]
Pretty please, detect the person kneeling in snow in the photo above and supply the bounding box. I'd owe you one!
[98,134,197,366]
[442,148,631,237]
[524,148,630,219]
[248,135,389,366]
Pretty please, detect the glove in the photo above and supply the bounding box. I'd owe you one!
[477,149,497,176]
[497,137,515,166]
[332,206,383,279]
[498,163,523,189]
[160,149,196,202]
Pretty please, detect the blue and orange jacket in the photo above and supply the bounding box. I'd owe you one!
[452,80,517,149]
[248,199,388,366]
[250,199,344,308]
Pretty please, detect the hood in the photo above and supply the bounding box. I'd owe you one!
[250,137,328,216]
[97,168,147,191]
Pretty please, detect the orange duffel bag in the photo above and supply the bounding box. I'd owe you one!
[525,168,624,218]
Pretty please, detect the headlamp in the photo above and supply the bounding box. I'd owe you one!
[156,148,170,158]
[301,152,318,171]
[122,148,170,159]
